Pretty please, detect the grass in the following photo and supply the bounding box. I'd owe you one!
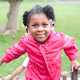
[0,1,80,75]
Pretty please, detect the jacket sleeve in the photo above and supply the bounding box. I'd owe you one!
[63,34,78,61]
[2,37,27,63]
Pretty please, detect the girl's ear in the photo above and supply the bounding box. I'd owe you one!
[49,19,55,27]
[27,26,31,33]
[25,26,28,33]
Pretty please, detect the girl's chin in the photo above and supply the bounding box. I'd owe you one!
[36,38,47,43]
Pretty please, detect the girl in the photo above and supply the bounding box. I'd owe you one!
[0,5,80,80]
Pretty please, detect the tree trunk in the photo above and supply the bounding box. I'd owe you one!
[4,0,22,34]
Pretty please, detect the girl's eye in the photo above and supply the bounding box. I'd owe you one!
[42,24,48,28]
[32,24,39,28]
[31,23,48,28]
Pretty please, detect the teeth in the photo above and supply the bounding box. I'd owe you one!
[37,34,44,35]
[37,32,45,34]
[36,34,44,35]
[37,34,45,37]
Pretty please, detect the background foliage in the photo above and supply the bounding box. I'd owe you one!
[0,0,80,76]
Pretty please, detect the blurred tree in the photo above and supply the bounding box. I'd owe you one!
[4,0,23,34]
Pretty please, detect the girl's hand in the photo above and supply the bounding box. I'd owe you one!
[4,75,12,80]
[0,76,5,80]
[0,75,12,80]
[71,60,80,72]
[4,75,18,80]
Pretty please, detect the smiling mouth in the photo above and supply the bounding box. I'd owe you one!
[36,34,45,37]
[36,32,45,35]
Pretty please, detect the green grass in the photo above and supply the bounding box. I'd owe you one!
[0,1,80,75]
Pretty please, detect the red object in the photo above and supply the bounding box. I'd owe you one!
[2,32,78,80]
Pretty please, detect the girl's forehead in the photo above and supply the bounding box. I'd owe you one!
[30,13,48,20]
[29,13,49,23]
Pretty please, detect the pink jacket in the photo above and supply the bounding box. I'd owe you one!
[2,32,78,80]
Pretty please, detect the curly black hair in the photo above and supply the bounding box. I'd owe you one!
[43,5,55,21]
[23,5,55,27]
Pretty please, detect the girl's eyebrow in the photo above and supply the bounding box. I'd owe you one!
[31,24,39,26]
[31,23,48,26]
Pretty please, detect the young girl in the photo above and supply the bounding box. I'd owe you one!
[0,5,80,80]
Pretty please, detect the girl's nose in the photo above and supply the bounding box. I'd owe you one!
[37,25,44,31]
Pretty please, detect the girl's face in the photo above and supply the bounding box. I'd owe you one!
[28,13,52,43]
